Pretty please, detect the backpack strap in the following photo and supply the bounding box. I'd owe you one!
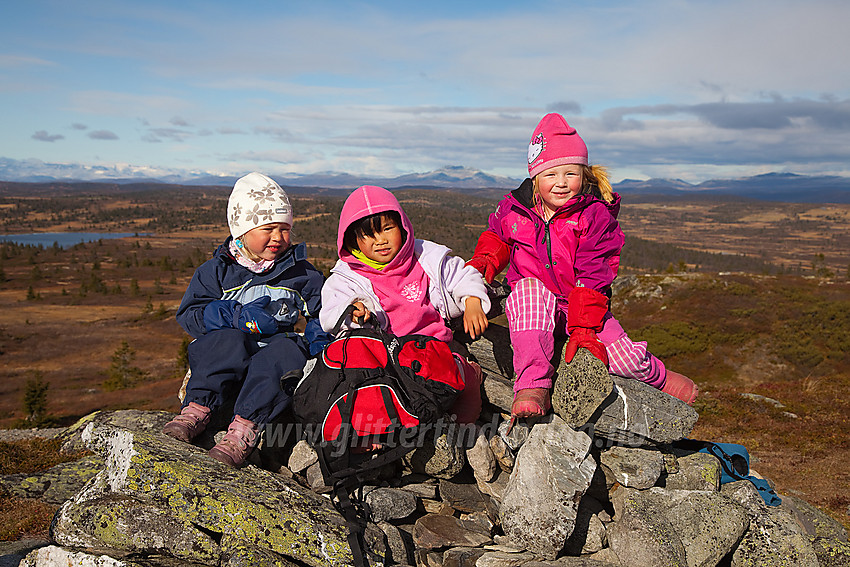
[673,439,781,506]
[318,433,419,567]
[331,304,373,336]
[330,304,358,336]
[320,447,371,567]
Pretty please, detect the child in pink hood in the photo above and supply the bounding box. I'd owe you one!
[320,185,490,423]
[467,113,698,418]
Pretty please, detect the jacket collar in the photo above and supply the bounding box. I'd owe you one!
[216,236,305,272]
[509,178,600,220]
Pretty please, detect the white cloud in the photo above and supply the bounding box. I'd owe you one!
[0,54,55,68]
[1,0,849,182]
[88,130,119,140]
[32,130,64,142]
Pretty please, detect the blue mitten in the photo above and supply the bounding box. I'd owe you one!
[304,318,333,357]
[203,300,240,332]
[236,297,279,335]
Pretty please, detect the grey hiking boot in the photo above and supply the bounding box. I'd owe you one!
[162,402,211,442]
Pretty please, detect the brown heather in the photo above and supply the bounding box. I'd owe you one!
[0,182,848,538]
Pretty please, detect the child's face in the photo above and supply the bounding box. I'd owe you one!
[242,222,292,261]
[356,215,403,264]
[536,164,583,215]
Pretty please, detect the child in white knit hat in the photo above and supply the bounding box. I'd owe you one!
[164,172,331,466]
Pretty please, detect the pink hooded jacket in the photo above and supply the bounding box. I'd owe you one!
[320,186,490,336]
[488,178,624,302]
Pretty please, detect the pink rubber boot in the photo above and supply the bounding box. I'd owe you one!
[511,388,551,418]
[450,359,483,424]
[162,402,211,442]
[208,415,259,467]
[661,371,699,405]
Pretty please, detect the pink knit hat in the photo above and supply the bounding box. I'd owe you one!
[527,113,588,178]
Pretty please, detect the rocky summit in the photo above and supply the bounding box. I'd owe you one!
[3,323,850,566]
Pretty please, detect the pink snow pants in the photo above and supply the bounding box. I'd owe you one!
[504,278,666,392]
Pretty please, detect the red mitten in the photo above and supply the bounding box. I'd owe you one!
[466,231,510,284]
[563,286,610,365]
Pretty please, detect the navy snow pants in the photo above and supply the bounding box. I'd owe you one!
[184,328,307,425]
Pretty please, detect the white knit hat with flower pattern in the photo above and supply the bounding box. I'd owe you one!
[227,172,293,238]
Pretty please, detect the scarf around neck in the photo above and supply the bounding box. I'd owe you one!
[229,239,276,273]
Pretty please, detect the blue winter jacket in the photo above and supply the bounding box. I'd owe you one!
[176,238,330,355]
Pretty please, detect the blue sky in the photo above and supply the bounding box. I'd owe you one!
[2,0,849,183]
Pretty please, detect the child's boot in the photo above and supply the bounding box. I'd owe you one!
[661,371,699,405]
[451,359,483,424]
[208,415,259,467]
[511,388,551,418]
[162,402,211,442]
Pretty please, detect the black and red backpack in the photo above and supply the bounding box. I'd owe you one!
[291,306,465,565]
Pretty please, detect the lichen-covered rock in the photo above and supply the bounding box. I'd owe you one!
[552,349,615,428]
[499,414,596,559]
[665,489,749,567]
[590,376,699,447]
[0,454,103,504]
[56,421,370,567]
[662,451,721,492]
[58,410,174,455]
[599,446,664,490]
[219,532,301,566]
[608,486,751,567]
[20,545,134,566]
[51,493,220,563]
[607,487,688,567]
[721,480,819,567]
[781,494,849,542]
[810,537,850,567]
[22,399,838,567]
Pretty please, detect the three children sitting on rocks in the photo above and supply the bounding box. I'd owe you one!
[163,113,697,467]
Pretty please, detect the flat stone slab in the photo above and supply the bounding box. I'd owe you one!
[413,514,493,549]
[590,375,699,446]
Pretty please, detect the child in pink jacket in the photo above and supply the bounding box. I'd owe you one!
[467,113,698,418]
[320,185,490,423]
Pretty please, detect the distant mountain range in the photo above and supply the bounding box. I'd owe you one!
[614,173,850,204]
[1,157,849,203]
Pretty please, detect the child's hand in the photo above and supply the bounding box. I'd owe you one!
[351,301,371,325]
[463,297,489,340]
[236,297,280,335]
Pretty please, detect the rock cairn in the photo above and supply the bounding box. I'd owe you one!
[3,323,849,567]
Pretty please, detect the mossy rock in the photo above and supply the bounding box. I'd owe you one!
[552,349,614,428]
